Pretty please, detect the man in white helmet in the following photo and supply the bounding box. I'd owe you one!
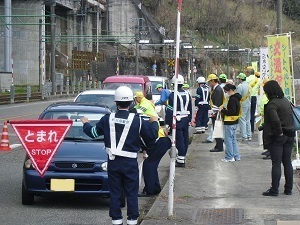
[81,86,159,225]
[195,76,210,134]
[165,74,193,167]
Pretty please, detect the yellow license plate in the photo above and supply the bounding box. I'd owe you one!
[50,179,75,192]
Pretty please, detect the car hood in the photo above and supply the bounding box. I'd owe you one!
[54,141,107,161]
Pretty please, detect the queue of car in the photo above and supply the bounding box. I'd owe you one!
[21,75,170,205]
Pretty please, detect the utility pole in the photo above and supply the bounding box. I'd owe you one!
[39,19,42,92]
[227,33,230,77]
[276,0,282,34]
[50,0,56,95]
[135,24,140,75]
[4,0,12,73]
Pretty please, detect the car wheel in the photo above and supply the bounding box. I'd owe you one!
[22,181,34,205]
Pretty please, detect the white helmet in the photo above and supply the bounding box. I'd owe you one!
[114,86,133,101]
[197,76,206,83]
[171,74,184,84]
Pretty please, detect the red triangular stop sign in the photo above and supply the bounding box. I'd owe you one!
[10,120,72,177]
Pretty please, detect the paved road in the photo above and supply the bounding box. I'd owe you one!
[0,99,169,225]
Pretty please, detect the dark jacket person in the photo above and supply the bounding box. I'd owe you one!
[220,84,242,162]
[262,80,295,197]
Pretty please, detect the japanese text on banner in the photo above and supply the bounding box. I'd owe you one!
[267,35,292,100]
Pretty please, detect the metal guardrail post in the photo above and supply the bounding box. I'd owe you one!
[77,81,81,94]
[93,81,96,89]
[48,82,52,97]
[72,79,75,94]
[10,85,15,103]
[26,84,31,102]
[88,80,92,90]
[83,80,86,91]
[66,77,69,95]
[41,84,45,100]
[98,81,101,89]
[59,82,63,95]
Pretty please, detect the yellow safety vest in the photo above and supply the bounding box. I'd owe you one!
[224,107,242,121]
[224,94,242,122]
[158,126,166,138]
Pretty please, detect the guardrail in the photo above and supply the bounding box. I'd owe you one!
[0,92,43,104]
[0,80,101,105]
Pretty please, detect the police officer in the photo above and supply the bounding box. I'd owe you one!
[165,74,193,167]
[195,76,210,134]
[81,86,159,225]
[139,126,171,196]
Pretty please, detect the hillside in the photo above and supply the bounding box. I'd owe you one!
[152,0,300,47]
[143,0,300,77]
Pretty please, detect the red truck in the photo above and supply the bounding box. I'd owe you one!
[102,75,152,99]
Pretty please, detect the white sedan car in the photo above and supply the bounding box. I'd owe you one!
[74,90,117,112]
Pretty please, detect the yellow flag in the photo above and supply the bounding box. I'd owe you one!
[267,35,292,100]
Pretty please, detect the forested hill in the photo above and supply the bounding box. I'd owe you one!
[143,0,300,48]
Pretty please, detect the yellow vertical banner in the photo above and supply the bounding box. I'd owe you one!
[267,35,292,100]
[251,62,258,73]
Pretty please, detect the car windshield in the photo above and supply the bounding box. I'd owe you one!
[151,81,162,95]
[42,112,105,140]
[75,94,117,112]
[103,83,142,94]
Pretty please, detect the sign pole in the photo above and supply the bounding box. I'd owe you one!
[168,0,182,218]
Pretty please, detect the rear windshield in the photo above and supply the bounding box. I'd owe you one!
[103,83,143,94]
[75,94,117,112]
[41,112,105,140]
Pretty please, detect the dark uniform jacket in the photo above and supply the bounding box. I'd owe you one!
[83,110,159,154]
[263,97,295,148]
[211,84,224,108]
[165,88,193,126]
[195,84,210,106]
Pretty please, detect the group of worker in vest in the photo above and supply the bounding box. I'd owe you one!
[195,66,263,162]
[80,73,193,224]
[78,67,264,224]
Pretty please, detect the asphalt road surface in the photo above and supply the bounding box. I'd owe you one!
[0,99,168,225]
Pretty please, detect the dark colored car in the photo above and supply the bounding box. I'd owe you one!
[22,102,113,205]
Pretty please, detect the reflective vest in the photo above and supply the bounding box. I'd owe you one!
[135,97,158,117]
[240,85,251,103]
[106,113,137,160]
[176,91,190,120]
[196,86,209,105]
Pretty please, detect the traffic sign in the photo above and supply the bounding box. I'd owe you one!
[10,120,72,177]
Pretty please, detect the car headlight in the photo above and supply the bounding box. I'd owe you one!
[24,159,35,169]
[101,162,107,171]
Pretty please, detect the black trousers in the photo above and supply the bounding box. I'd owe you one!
[211,117,224,151]
[250,96,257,133]
[143,137,171,194]
[268,135,294,193]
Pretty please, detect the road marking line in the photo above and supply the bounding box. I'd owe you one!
[10,144,22,149]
